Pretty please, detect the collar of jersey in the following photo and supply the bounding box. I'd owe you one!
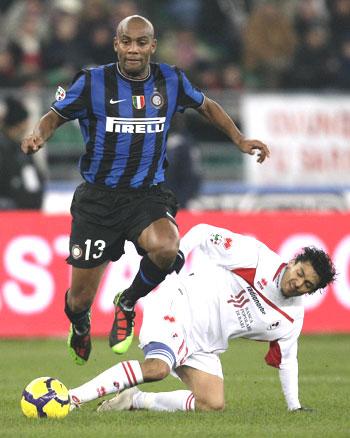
[275,265,287,291]
[116,62,151,82]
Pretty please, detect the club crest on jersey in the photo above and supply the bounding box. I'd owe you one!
[71,244,83,259]
[132,95,145,109]
[55,85,66,101]
[151,91,164,108]
[210,233,223,245]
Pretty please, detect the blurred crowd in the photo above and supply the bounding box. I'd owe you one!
[0,0,350,92]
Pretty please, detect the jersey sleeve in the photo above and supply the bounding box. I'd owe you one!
[51,70,88,121]
[180,224,259,270]
[176,69,204,113]
[265,319,303,410]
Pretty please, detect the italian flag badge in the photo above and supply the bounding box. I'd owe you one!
[132,95,145,109]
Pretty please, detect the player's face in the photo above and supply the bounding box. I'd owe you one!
[280,260,320,297]
[114,21,156,79]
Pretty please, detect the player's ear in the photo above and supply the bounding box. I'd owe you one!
[113,36,118,53]
[151,38,157,54]
[288,258,296,268]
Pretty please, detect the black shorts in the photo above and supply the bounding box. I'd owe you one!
[67,182,179,268]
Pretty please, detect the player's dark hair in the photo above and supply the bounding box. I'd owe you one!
[295,247,336,291]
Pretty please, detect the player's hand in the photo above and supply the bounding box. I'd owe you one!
[21,133,45,155]
[236,138,270,163]
[291,406,315,413]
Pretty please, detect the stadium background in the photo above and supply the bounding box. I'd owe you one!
[1,0,350,335]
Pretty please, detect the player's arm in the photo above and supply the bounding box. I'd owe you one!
[21,110,66,155]
[22,69,88,155]
[180,224,211,257]
[180,223,257,269]
[196,96,270,163]
[265,322,311,411]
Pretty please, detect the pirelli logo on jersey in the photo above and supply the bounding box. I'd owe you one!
[106,117,166,134]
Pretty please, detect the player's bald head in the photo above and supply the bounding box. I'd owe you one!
[114,14,157,79]
[116,15,154,38]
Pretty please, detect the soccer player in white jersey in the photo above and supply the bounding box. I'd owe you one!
[69,224,336,412]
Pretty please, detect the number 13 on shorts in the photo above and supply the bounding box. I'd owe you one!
[84,239,106,260]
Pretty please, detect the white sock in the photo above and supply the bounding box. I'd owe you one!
[133,390,195,412]
[69,360,143,404]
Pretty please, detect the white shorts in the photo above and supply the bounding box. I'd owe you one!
[139,277,223,379]
[176,350,223,379]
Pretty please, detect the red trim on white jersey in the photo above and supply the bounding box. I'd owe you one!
[265,340,282,368]
[273,263,287,281]
[232,267,294,323]
[232,268,256,285]
[255,289,294,323]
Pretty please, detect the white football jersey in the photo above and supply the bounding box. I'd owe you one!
[174,224,304,410]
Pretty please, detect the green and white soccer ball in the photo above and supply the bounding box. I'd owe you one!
[21,377,70,419]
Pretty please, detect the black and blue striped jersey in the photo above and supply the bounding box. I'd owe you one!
[51,62,204,189]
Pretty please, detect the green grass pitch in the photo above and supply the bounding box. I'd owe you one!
[0,335,349,437]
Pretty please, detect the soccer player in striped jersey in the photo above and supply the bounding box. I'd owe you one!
[21,16,270,365]
[68,224,336,413]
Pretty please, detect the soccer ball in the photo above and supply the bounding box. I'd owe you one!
[21,377,70,419]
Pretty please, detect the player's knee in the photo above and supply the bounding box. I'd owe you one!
[141,358,171,382]
[210,399,225,411]
[195,397,225,412]
[159,244,179,264]
[154,237,179,265]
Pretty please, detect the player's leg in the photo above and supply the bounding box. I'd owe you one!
[176,365,225,411]
[99,295,197,412]
[65,263,108,365]
[110,186,185,354]
[67,264,109,313]
[65,218,112,365]
[98,387,196,412]
[109,218,181,354]
[126,216,181,301]
[96,365,224,413]
[127,365,223,412]
[69,357,170,406]
[66,182,128,363]
[125,351,225,412]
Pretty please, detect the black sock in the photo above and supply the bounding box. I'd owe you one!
[122,255,170,307]
[171,250,185,274]
[64,291,90,334]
